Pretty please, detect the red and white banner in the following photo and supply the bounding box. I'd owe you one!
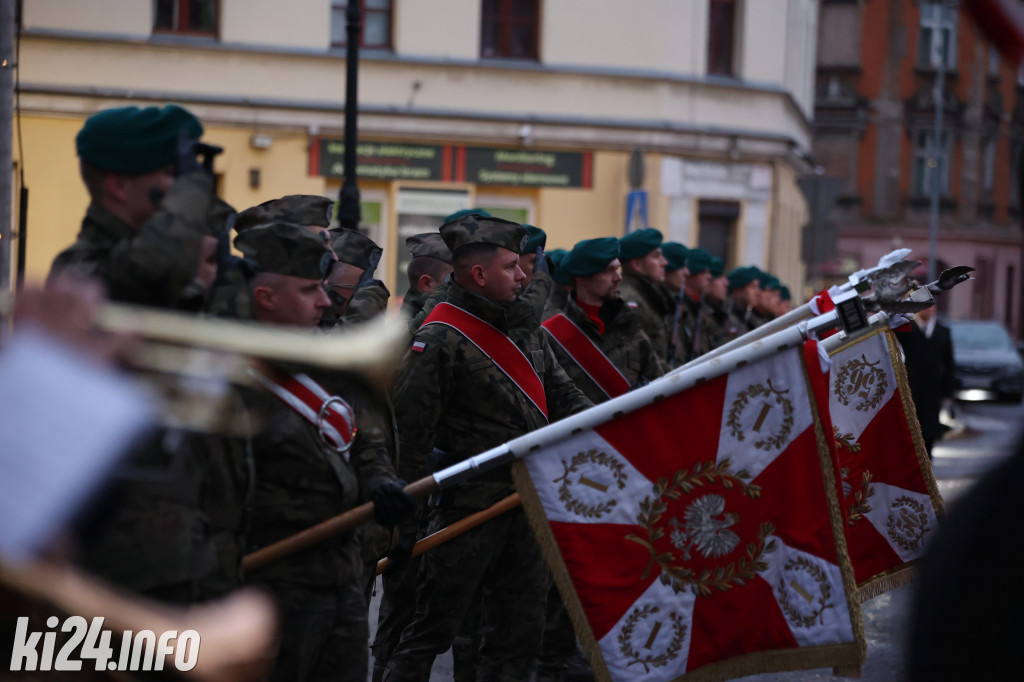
[827,330,944,599]
[515,342,864,682]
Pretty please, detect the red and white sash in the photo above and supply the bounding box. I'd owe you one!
[250,367,357,459]
[422,302,548,420]
[542,313,631,399]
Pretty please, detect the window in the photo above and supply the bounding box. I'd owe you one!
[912,129,952,197]
[708,0,738,77]
[698,200,740,268]
[918,2,957,70]
[480,0,539,60]
[153,0,218,35]
[331,0,392,49]
[982,137,996,196]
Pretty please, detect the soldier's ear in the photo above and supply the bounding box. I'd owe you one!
[252,285,276,312]
[469,263,488,287]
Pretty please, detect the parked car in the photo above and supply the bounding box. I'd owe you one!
[947,320,1024,402]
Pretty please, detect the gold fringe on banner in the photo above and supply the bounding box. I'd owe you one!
[856,563,919,602]
[883,329,947,519]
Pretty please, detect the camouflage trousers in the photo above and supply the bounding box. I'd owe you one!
[382,505,550,682]
[260,580,369,682]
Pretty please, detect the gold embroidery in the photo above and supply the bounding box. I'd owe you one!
[776,556,833,628]
[726,379,795,452]
[617,605,686,673]
[847,471,875,526]
[886,496,930,551]
[834,354,888,412]
[552,449,628,519]
[832,425,863,453]
[625,460,776,597]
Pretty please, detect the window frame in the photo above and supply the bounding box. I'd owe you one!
[911,128,953,198]
[480,0,541,61]
[153,0,219,37]
[918,2,958,70]
[707,0,738,77]
[331,0,394,51]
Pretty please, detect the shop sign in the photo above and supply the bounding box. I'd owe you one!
[312,139,446,181]
[460,147,592,188]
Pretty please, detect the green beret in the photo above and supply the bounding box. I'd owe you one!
[761,275,780,291]
[662,242,689,272]
[619,227,664,261]
[727,266,761,291]
[547,248,571,286]
[779,285,792,301]
[235,222,334,280]
[235,195,333,234]
[522,224,547,253]
[406,232,451,264]
[443,208,492,223]
[685,248,714,275]
[329,228,382,271]
[709,257,725,279]
[440,215,528,255]
[76,104,203,174]
[562,238,620,278]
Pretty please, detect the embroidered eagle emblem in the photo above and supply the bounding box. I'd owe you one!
[668,494,741,560]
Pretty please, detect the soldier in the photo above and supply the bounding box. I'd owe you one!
[726,266,761,334]
[233,194,334,241]
[516,224,553,326]
[384,215,592,681]
[324,227,389,327]
[662,241,688,367]
[51,103,226,309]
[777,285,793,316]
[703,257,743,350]
[675,248,715,364]
[55,104,252,606]
[749,270,779,328]
[618,227,675,363]
[542,248,572,321]
[402,232,452,321]
[235,223,413,682]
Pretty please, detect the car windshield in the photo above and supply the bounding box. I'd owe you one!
[949,323,1014,352]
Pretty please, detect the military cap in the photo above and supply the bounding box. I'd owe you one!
[662,242,690,272]
[234,195,333,234]
[685,248,714,275]
[443,207,492,223]
[234,222,334,280]
[619,227,664,261]
[561,237,620,278]
[727,266,761,291]
[760,274,781,291]
[76,104,203,174]
[522,224,547,253]
[406,232,451,264]
[547,248,571,286]
[779,285,792,301]
[709,256,725,279]
[329,228,382,271]
[439,215,529,255]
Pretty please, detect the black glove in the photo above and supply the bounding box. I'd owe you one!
[383,533,416,575]
[532,246,550,277]
[371,479,417,527]
[357,246,384,287]
[176,129,223,179]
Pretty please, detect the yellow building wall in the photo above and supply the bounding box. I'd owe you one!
[221,0,330,50]
[767,162,808,294]
[24,0,151,35]
[537,150,629,250]
[394,0,481,59]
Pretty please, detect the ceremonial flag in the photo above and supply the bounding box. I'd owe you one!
[827,329,944,600]
[513,341,865,682]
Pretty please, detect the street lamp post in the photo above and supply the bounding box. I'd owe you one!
[337,2,362,231]
[928,3,956,283]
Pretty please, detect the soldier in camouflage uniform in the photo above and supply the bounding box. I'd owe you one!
[748,269,778,329]
[383,215,592,682]
[725,266,761,335]
[703,257,743,351]
[661,242,688,367]
[617,228,675,363]
[233,223,413,682]
[323,227,389,328]
[542,248,572,321]
[401,233,452,322]
[777,285,793,316]
[53,104,253,605]
[515,224,553,327]
[675,248,715,365]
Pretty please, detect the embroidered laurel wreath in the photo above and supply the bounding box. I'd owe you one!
[552,449,628,519]
[832,425,863,453]
[886,495,931,551]
[726,379,795,452]
[775,556,832,628]
[617,605,687,673]
[626,459,777,597]
[846,470,875,527]
[833,354,888,412]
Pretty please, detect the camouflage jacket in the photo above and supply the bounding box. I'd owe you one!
[244,370,398,587]
[515,271,552,328]
[619,271,675,363]
[340,281,390,326]
[547,294,665,404]
[674,294,712,365]
[51,174,218,309]
[400,288,428,322]
[543,285,570,322]
[392,281,592,514]
[727,298,754,336]
[704,297,744,351]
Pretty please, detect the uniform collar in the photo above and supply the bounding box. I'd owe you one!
[447,280,511,333]
[83,203,136,242]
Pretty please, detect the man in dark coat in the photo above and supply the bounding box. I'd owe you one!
[897,305,955,456]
